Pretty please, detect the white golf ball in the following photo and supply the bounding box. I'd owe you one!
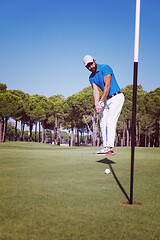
[105,169,110,174]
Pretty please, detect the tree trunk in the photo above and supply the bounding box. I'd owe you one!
[145,130,147,147]
[0,115,2,143]
[92,124,96,146]
[126,120,130,147]
[129,121,131,146]
[2,118,8,142]
[148,128,151,147]
[71,123,74,147]
[96,117,100,146]
[39,121,41,143]
[35,122,37,142]
[80,130,83,144]
[138,123,141,146]
[145,122,147,147]
[153,135,155,147]
[42,124,45,143]
[136,122,140,147]
[29,120,33,142]
[68,128,71,147]
[57,123,61,145]
[115,131,118,147]
[54,114,58,145]
[136,123,139,146]
[50,131,52,144]
[2,119,6,142]
[20,121,25,141]
[76,128,79,146]
[14,120,18,141]
[122,120,126,146]
[97,128,100,147]
[92,114,97,147]
[158,118,160,147]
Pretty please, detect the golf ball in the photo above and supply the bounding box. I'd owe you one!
[105,169,110,174]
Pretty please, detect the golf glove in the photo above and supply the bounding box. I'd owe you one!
[98,100,104,108]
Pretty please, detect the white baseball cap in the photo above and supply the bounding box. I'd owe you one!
[83,55,94,66]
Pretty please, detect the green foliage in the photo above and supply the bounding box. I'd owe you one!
[0,83,7,93]
[0,83,159,147]
[9,90,30,122]
[47,94,64,128]
[63,87,95,130]
[0,91,23,119]
[49,94,65,102]
[144,87,160,118]
[28,95,50,122]
[121,84,145,121]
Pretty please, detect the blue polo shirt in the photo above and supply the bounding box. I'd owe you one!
[89,64,121,97]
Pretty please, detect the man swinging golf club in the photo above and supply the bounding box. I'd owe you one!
[83,55,124,155]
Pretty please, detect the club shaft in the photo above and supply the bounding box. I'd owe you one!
[90,113,98,130]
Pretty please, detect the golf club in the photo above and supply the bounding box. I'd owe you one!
[89,113,98,133]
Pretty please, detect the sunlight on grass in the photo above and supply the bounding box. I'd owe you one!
[0,142,160,240]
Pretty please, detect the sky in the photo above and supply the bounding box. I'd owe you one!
[0,0,160,99]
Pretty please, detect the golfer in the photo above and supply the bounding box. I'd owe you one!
[83,55,124,155]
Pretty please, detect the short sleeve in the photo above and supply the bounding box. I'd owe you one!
[101,65,113,77]
[89,77,94,85]
[89,73,95,85]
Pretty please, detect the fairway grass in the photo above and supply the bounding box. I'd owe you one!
[0,142,159,240]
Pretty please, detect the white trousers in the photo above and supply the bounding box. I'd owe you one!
[100,93,124,148]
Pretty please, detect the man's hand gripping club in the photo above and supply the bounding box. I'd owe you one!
[96,100,104,113]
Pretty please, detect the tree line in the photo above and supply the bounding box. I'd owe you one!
[0,83,159,147]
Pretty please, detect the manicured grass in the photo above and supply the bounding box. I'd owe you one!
[0,142,159,240]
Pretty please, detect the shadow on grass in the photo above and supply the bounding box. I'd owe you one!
[97,158,130,202]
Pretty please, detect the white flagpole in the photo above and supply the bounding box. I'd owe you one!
[134,0,141,63]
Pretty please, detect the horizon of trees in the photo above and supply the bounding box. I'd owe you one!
[0,83,160,147]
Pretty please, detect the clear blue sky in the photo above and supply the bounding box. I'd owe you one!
[0,0,159,98]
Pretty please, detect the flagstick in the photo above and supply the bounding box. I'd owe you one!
[129,0,141,205]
